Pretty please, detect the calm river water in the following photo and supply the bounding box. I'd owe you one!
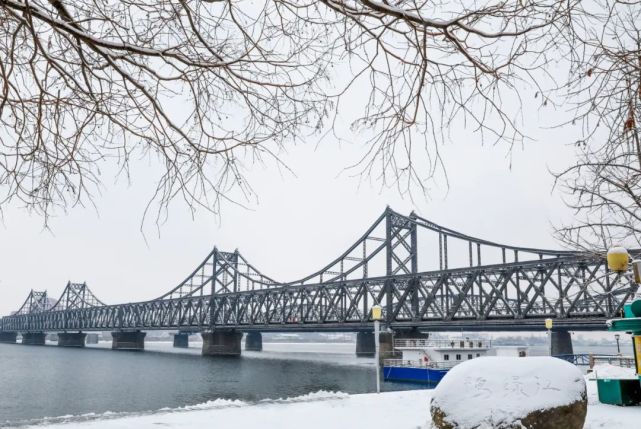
[0,341,620,427]
[0,341,416,427]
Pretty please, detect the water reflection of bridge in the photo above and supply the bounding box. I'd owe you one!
[0,208,636,356]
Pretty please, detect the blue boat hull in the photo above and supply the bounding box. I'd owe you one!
[383,366,449,385]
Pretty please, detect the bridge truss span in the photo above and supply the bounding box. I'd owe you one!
[207,256,636,331]
[1,208,638,333]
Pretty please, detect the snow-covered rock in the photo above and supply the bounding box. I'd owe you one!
[429,357,587,429]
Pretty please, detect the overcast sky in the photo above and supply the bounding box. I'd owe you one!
[0,92,583,316]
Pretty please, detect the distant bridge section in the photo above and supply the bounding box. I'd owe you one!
[0,208,637,354]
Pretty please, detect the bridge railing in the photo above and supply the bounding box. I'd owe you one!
[394,338,491,349]
[383,358,459,369]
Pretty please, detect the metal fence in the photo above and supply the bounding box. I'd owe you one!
[555,353,636,368]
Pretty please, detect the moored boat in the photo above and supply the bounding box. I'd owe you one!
[383,337,493,385]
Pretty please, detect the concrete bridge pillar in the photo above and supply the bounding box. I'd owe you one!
[86,333,100,344]
[111,330,146,351]
[355,332,375,357]
[379,332,396,364]
[355,331,396,363]
[58,332,87,348]
[173,332,190,348]
[550,330,574,356]
[245,332,263,351]
[201,331,242,357]
[0,332,17,344]
[21,332,46,346]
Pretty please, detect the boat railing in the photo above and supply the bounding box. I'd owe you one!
[383,358,458,370]
[393,338,491,349]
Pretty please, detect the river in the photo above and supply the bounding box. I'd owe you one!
[0,341,410,427]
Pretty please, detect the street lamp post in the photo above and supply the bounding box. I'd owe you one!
[371,304,383,394]
[545,318,553,356]
[607,247,633,357]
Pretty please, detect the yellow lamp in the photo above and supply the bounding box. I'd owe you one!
[607,246,629,272]
[371,304,383,321]
[545,318,553,330]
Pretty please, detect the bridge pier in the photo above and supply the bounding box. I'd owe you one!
[355,332,375,357]
[202,331,242,357]
[21,332,46,346]
[58,332,86,348]
[245,332,263,352]
[551,330,574,356]
[111,331,146,351]
[355,331,396,362]
[86,333,100,344]
[173,332,190,348]
[379,332,396,364]
[0,332,17,344]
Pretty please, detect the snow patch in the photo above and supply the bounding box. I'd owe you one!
[260,390,350,404]
[14,391,350,427]
[590,364,638,380]
[158,398,248,412]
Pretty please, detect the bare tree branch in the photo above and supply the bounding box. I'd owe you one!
[0,0,581,225]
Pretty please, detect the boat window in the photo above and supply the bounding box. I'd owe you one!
[478,341,483,347]
[476,353,480,357]
[459,341,465,347]
[468,342,473,348]
[468,354,473,360]
[456,354,461,360]
[444,354,449,361]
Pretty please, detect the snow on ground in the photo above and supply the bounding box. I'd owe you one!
[23,390,430,429]
[23,365,641,429]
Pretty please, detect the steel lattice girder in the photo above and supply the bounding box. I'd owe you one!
[1,208,637,333]
[1,256,636,333]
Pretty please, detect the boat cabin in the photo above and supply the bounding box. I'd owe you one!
[392,337,492,369]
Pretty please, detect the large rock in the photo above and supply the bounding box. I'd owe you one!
[430,357,587,429]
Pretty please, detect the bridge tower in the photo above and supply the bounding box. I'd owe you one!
[357,209,420,357]
[384,209,418,326]
[203,249,243,356]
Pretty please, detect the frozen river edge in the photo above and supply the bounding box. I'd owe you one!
[22,376,641,429]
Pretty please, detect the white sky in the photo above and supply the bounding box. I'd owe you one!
[0,96,581,316]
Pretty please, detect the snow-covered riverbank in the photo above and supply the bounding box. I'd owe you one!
[22,373,640,429]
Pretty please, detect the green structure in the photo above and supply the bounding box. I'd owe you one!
[604,298,641,405]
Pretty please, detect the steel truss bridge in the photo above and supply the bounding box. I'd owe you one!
[1,208,638,334]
